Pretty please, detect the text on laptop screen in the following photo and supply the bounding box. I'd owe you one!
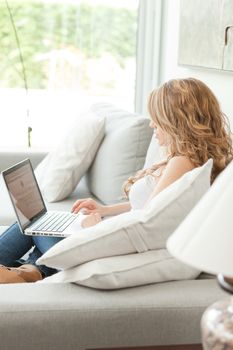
[4,162,45,227]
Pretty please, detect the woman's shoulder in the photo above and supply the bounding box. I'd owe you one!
[167,156,195,174]
[147,155,196,199]
[167,155,195,171]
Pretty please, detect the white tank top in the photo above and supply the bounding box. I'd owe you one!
[128,175,157,210]
[128,161,167,210]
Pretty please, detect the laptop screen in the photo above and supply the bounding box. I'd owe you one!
[3,159,46,230]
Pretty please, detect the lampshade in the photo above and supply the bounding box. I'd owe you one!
[167,159,233,278]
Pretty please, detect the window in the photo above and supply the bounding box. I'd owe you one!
[0,0,139,148]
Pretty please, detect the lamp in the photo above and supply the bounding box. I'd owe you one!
[167,159,233,350]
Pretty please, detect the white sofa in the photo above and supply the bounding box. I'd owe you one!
[0,105,226,350]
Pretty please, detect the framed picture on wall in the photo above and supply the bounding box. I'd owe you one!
[178,0,233,71]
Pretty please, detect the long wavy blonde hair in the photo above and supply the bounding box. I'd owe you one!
[123,78,233,197]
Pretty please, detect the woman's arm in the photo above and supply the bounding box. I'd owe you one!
[103,202,131,216]
[145,156,195,206]
[72,198,131,217]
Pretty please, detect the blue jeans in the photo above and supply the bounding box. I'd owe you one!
[0,223,64,277]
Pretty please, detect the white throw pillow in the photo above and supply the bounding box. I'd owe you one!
[143,135,167,169]
[37,159,212,270]
[40,250,200,289]
[87,103,153,204]
[35,113,105,202]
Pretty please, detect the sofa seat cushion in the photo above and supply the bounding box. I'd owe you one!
[45,176,101,212]
[0,279,225,350]
[0,226,8,235]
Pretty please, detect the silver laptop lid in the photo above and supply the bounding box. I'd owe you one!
[2,159,47,231]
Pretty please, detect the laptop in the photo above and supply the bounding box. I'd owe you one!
[2,159,84,237]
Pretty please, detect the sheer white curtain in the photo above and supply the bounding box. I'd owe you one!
[135,0,164,115]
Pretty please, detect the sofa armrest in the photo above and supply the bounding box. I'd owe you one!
[0,149,47,172]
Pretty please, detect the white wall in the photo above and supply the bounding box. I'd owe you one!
[159,0,233,127]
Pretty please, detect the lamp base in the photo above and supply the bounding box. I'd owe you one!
[217,274,233,294]
[201,297,233,350]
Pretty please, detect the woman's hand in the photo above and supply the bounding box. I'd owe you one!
[71,198,106,216]
[81,213,102,228]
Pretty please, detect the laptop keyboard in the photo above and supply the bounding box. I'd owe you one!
[32,212,77,232]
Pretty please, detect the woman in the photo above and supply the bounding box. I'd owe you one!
[0,77,232,283]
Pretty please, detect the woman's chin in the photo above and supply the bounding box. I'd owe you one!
[154,136,165,147]
[157,140,164,146]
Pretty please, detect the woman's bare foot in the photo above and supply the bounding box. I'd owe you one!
[13,264,43,282]
[0,266,26,284]
[0,264,43,284]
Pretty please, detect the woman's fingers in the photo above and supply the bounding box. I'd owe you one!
[71,199,87,211]
[71,199,96,213]
[80,208,97,215]
[71,199,84,212]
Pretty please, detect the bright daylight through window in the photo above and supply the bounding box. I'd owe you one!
[0,0,139,148]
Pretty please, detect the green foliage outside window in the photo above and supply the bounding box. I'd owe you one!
[0,1,138,89]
